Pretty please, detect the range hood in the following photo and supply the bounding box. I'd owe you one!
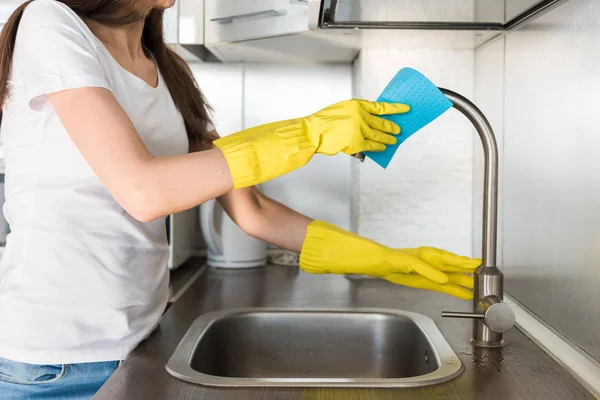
[309,0,568,32]
[197,0,571,63]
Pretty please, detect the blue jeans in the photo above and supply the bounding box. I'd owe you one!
[0,357,121,400]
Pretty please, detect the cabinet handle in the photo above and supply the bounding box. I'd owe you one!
[210,9,288,25]
[289,0,309,4]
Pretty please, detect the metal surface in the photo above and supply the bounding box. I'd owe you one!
[442,296,515,334]
[351,152,365,162]
[95,262,594,400]
[321,21,505,30]
[505,295,600,397]
[316,0,566,31]
[503,0,572,30]
[437,89,514,347]
[440,89,499,267]
[166,308,463,387]
[501,0,600,362]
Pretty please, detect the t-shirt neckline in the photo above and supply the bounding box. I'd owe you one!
[68,7,163,94]
[92,37,163,93]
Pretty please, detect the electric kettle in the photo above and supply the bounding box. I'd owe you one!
[200,199,268,269]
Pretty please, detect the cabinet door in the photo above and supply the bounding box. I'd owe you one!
[243,64,353,230]
[163,0,204,45]
[163,3,179,44]
[179,0,204,45]
[205,0,308,44]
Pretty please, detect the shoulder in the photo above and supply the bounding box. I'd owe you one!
[20,0,97,46]
[23,0,79,22]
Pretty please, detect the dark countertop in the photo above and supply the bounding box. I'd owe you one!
[95,259,594,400]
[167,258,206,304]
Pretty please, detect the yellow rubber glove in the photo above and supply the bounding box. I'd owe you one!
[214,99,410,189]
[299,221,482,300]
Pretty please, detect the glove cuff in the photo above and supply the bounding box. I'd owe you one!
[214,120,315,189]
[213,135,262,189]
[299,220,384,276]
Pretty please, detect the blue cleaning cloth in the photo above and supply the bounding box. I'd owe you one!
[363,68,453,169]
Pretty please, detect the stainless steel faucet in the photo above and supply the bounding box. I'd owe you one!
[437,88,514,347]
[352,88,515,347]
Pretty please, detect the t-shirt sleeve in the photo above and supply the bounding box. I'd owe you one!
[13,0,110,110]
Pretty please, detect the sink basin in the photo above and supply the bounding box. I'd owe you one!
[166,308,463,388]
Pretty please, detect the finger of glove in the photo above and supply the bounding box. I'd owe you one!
[361,126,397,145]
[435,284,474,301]
[357,100,411,116]
[362,113,401,134]
[385,275,473,301]
[447,273,475,289]
[389,252,448,284]
[430,249,481,271]
[399,248,477,273]
[355,140,386,153]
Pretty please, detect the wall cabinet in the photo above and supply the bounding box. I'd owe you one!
[163,0,208,62]
[204,0,309,44]
[203,0,359,63]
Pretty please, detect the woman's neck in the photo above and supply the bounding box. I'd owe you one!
[85,19,146,61]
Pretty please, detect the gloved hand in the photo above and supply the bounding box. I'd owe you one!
[278,99,410,155]
[214,99,410,189]
[299,221,481,300]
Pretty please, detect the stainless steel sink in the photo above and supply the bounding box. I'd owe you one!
[166,308,463,388]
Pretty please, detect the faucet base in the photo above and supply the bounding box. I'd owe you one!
[470,338,505,348]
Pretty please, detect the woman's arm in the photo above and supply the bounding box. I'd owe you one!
[218,187,311,253]
[213,160,480,300]
[191,133,311,252]
[49,87,233,222]
[48,87,406,222]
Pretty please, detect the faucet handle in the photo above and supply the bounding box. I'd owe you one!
[442,295,515,334]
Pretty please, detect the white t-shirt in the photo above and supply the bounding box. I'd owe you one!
[0,0,197,364]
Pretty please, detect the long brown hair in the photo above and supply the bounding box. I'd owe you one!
[0,0,212,147]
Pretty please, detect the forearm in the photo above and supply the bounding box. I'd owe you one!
[137,148,233,220]
[218,188,312,253]
[251,196,312,253]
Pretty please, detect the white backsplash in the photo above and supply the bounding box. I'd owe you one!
[350,0,477,255]
[352,44,475,255]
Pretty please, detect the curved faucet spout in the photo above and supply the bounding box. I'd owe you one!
[438,88,498,267]
[437,88,512,348]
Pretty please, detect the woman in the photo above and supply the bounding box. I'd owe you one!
[0,1,480,398]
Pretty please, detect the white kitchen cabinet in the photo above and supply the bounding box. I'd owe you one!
[163,0,207,62]
[204,0,360,63]
[163,0,205,45]
[178,0,205,45]
[163,3,179,45]
[205,0,308,44]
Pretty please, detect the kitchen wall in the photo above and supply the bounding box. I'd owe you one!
[192,63,353,230]
[475,0,600,362]
[352,1,476,256]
